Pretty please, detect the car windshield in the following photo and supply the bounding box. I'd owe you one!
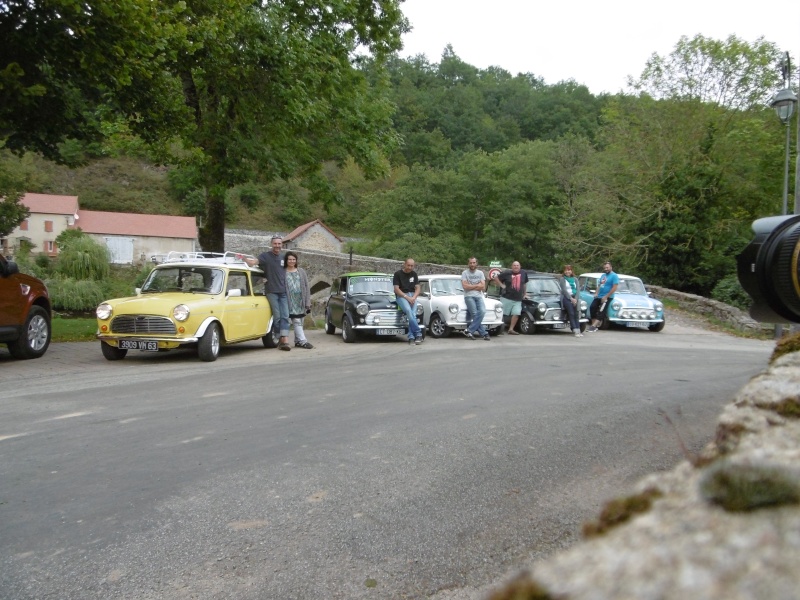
[526,278,561,295]
[430,279,464,296]
[617,278,647,295]
[349,276,394,295]
[142,266,224,294]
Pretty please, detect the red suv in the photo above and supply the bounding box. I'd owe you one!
[0,254,52,359]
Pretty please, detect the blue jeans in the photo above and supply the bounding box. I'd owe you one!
[464,295,487,336]
[266,292,290,337]
[396,296,422,340]
[562,295,579,330]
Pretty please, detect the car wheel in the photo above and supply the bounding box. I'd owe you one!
[428,313,450,338]
[519,314,536,335]
[579,322,587,333]
[262,317,279,348]
[649,320,666,332]
[599,317,611,330]
[100,341,128,361]
[325,309,336,335]
[489,324,505,336]
[7,306,51,359]
[198,322,221,361]
[342,316,357,343]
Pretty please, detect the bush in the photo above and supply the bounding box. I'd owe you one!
[46,277,106,312]
[711,274,751,311]
[56,236,110,280]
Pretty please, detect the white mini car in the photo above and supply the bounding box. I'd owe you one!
[418,274,505,338]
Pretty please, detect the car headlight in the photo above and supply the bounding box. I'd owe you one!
[449,303,459,315]
[96,303,112,320]
[416,303,424,316]
[537,302,546,314]
[654,302,663,312]
[173,304,190,321]
[495,305,503,315]
[579,300,588,311]
[356,303,369,316]
[611,300,621,311]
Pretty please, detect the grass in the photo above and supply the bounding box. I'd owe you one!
[52,315,97,342]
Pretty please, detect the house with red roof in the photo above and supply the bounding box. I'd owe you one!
[283,219,343,253]
[4,193,197,264]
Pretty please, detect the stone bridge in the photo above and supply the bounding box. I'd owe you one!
[226,236,464,315]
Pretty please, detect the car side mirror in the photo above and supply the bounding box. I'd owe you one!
[227,288,242,297]
[135,287,142,296]
[2,260,19,276]
[422,292,430,298]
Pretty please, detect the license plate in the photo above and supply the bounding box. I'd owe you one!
[626,322,649,329]
[551,323,566,329]
[377,328,403,335]
[119,339,159,351]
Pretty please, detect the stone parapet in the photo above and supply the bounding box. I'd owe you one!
[489,347,800,600]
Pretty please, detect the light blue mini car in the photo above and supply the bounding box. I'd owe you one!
[578,272,665,332]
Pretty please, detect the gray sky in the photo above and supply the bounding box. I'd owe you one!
[399,0,800,95]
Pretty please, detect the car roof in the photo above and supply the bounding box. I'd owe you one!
[154,252,262,272]
[525,270,557,278]
[579,272,641,281]
[419,274,463,280]
[336,272,390,278]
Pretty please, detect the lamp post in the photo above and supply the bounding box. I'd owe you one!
[770,53,798,216]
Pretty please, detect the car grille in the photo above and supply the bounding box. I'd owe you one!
[110,315,177,335]
[364,309,407,327]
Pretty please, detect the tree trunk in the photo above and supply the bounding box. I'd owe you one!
[199,187,226,252]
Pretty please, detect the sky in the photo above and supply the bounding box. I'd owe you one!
[398,0,800,95]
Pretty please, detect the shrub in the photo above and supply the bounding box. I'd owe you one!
[711,274,751,311]
[46,277,106,312]
[56,236,110,280]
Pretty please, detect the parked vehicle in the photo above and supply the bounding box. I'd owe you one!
[417,274,504,338]
[96,252,275,362]
[0,254,52,359]
[487,271,589,334]
[578,272,665,331]
[325,272,425,343]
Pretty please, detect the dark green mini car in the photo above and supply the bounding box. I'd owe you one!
[324,272,425,343]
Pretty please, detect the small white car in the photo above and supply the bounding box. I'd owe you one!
[418,274,505,338]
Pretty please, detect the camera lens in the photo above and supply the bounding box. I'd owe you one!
[737,214,800,324]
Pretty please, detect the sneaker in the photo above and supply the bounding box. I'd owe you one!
[574,332,583,338]
[465,332,475,340]
[295,341,314,349]
[408,338,415,345]
[415,337,423,345]
[483,335,491,341]
[586,326,598,333]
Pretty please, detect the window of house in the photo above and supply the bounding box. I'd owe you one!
[20,220,28,231]
[45,241,55,253]
[45,220,54,232]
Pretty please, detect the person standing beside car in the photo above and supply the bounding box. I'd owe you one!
[284,251,313,349]
[491,261,529,334]
[246,236,292,351]
[561,264,582,338]
[461,257,490,340]
[586,261,619,333]
[393,258,423,345]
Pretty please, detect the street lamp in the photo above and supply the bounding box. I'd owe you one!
[770,53,798,216]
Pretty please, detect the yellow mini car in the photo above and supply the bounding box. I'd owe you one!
[96,252,275,362]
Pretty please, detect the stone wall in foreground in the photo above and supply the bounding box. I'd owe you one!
[486,345,800,600]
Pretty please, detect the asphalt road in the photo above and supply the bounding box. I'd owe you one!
[0,320,773,599]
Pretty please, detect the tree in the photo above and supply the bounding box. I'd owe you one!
[2,0,409,251]
[0,194,29,237]
[1,0,190,161]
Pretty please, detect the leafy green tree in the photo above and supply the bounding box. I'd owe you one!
[1,0,190,161]
[0,193,28,237]
[56,235,110,280]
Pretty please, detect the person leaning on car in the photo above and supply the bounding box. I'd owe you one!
[461,257,490,340]
[393,258,424,345]
[491,261,529,335]
[586,261,619,333]
[245,236,292,351]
